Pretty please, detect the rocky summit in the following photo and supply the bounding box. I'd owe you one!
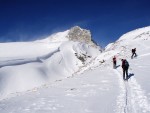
[67,26,93,44]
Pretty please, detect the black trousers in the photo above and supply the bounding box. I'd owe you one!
[131,53,137,58]
[123,68,128,80]
[113,61,116,69]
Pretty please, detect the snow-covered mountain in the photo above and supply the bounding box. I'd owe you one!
[0,26,101,100]
[0,26,150,113]
[105,26,150,58]
[95,26,150,113]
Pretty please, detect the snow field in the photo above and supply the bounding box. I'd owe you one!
[0,66,119,113]
[0,26,150,113]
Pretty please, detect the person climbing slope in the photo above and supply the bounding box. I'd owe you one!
[131,48,137,59]
[121,59,129,80]
[113,56,117,69]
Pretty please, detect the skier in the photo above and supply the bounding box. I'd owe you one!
[131,48,137,59]
[113,56,117,69]
[121,59,129,80]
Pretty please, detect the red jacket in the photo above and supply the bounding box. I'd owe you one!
[113,57,116,62]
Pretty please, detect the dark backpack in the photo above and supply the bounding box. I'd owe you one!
[132,49,136,53]
[125,60,129,67]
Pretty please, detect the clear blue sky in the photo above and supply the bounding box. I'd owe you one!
[0,0,150,47]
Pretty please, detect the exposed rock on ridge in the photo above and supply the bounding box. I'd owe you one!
[67,26,95,46]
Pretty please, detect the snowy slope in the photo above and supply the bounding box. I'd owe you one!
[105,26,150,59]
[101,26,150,113]
[0,26,150,113]
[0,27,101,100]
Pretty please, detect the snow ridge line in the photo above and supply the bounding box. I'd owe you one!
[0,48,59,68]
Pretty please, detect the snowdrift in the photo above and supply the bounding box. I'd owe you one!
[0,28,101,100]
[0,25,150,113]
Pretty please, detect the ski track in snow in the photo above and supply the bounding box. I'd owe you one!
[114,69,150,113]
[114,69,129,113]
[0,26,150,113]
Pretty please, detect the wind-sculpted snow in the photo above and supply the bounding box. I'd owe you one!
[0,27,101,100]
[1,26,150,113]
[36,30,69,43]
[0,48,59,68]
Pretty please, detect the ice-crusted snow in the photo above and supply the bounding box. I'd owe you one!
[0,26,150,113]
